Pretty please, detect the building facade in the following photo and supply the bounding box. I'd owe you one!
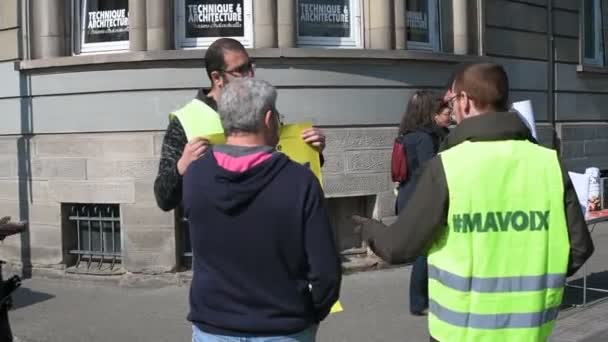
[0,0,605,275]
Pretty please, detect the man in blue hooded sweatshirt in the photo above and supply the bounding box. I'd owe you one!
[183,77,342,342]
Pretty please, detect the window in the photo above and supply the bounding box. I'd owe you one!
[74,0,130,54]
[297,0,362,48]
[406,0,440,51]
[63,203,122,273]
[583,0,605,66]
[176,0,254,49]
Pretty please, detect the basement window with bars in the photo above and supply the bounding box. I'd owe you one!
[63,203,122,274]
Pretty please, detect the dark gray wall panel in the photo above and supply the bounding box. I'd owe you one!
[31,90,194,133]
[510,91,548,121]
[552,10,579,38]
[485,28,547,60]
[28,62,463,96]
[277,88,416,126]
[486,0,547,33]
[554,37,579,63]
[494,57,547,90]
[29,68,208,96]
[556,63,608,92]
[29,88,428,132]
[553,0,578,11]
[516,0,546,6]
[28,58,547,98]
[556,93,608,121]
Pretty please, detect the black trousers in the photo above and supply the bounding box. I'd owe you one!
[409,255,429,313]
[0,262,13,342]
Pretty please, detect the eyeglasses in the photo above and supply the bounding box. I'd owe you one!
[273,109,285,127]
[445,94,461,109]
[223,61,256,78]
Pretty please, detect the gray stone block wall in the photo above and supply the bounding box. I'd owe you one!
[323,127,395,199]
[0,127,401,270]
[0,132,177,273]
[559,124,608,173]
[321,127,397,252]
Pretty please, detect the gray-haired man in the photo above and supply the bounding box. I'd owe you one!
[182,78,341,342]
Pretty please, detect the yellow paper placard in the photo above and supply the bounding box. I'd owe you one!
[330,300,343,313]
[206,133,226,146]
[276,122,323,185]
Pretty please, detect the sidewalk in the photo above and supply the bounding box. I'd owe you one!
[552,300,608,342]
[8,222,608,341]
[6,268,608,342]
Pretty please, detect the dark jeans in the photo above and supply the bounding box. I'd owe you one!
[409,255,429,314]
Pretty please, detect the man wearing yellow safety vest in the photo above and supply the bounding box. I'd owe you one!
[154,38,326,211]
[354,63,595,342]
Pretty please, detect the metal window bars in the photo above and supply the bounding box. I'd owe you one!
[67,204,121,271]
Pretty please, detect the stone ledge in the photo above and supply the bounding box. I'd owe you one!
[18,48,488,71]
[577,64,608,75]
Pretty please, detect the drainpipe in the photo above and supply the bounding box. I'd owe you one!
[547,0,556,148]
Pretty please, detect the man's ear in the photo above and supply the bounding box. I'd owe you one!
[264,110,273,128]
[210,71,223,89]
[461,91,471,116]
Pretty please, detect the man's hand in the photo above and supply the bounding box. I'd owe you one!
[302,127,326,153]
[177,137,210,176]
[0,216,27,240]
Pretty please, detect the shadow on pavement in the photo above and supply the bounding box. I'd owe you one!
[562,270,608,309]
[10,286,54,310]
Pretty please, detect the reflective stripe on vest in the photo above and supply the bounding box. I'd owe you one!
[170,99,223,142]
[428,140,570,342]
[428,264,565,293]
[430,300,560,329]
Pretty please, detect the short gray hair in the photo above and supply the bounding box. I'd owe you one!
[218,78,277,135]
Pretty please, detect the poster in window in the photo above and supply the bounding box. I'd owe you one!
[298,0,350,37]
[406,0,430,43]
[185,0,245,38]
[84,0,129,44]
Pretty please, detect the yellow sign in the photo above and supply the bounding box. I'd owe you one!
[276,122,323,185]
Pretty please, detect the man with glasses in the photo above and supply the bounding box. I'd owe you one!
[355,63,593,341]
[154,38,326,211]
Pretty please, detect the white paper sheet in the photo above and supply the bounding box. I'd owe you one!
[569,172,590,216]
[512,100,537,139]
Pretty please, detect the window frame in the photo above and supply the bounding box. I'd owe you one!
[405,0,441,51]
[73,0,130,55]
[583,0,604,66]
[175,0,254,49]
[296,0,363,48]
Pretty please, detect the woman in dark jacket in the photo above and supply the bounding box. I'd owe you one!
[395,91,451,316]
[395,92,448,212]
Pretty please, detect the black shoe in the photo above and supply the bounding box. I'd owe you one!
[410,308,428,316]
